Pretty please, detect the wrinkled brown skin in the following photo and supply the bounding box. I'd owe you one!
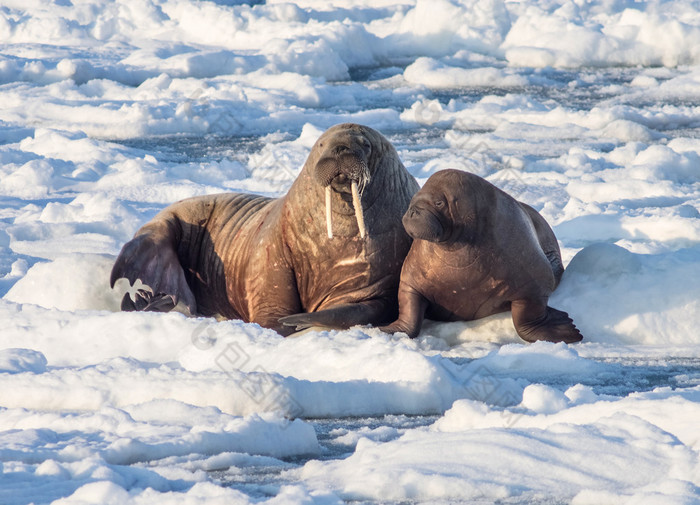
[110,123,419,336]
[381,169,583,344]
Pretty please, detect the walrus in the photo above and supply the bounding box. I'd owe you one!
[110,123,419,335]
[380,169,583,343]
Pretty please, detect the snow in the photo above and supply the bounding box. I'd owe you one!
[302,391,700,503]
[1,0,700,504]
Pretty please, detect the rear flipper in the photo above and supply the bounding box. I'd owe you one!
[110,231,196,315]
[511,299,583,344]
[279,299,393,333]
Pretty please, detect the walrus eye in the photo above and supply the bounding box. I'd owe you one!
[435,200,445,209]
[360,138,371,154]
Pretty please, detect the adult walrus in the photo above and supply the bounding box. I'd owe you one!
[110,123,419,335]
[381,169,583,343]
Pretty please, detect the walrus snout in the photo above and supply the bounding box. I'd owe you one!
[315,151,369,190]
[403,204,445,242]
[315,132,374,240]
[318,149,370,240]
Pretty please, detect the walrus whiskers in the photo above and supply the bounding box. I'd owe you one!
[351,180,366,238]
[325,185,333,239]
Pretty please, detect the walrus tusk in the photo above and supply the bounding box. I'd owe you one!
[325,185,333,239]
[351,180,366,238]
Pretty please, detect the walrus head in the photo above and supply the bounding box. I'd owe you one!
[403,190,451,243]
[402,169,479,244]
[313,124,374,239]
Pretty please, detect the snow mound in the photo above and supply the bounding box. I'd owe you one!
[553,243,700,345]
[0,348,47,374]
[5,254,123,311]
[303,388,700,503]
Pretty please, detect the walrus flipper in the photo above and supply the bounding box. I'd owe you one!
[110,233,196,315]
[121,289,177,312]
[279,299,393,332]
[379,284,429,339]
[511,299,582,344]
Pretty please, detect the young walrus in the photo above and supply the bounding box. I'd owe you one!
[381,169,583,343]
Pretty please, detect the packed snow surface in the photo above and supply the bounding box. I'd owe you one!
[1,0,700,504]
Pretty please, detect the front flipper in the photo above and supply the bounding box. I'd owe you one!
[110,232,196,315]
[278,299,393,333]
[511,299,583,344]
[379,284,428,339]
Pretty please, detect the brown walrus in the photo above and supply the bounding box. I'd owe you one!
[380,169,583,343]
[110,123,419,335]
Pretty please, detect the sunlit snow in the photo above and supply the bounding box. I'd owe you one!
[1,1,700,504]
